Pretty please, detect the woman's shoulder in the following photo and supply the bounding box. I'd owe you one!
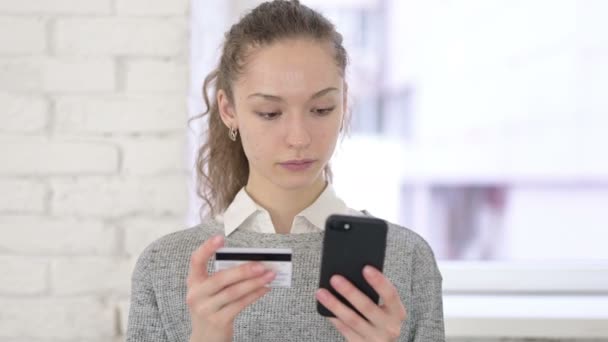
[388,221,432,251]
[359,209,438,260]
[132,218,223,271]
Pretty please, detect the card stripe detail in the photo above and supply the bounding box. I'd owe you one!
[215,252,292,261]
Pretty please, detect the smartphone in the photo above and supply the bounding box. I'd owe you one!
[317,214,388,318]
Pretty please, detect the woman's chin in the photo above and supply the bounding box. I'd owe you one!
[272,169,324,190]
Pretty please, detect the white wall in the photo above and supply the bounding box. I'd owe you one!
[0,0,190,340]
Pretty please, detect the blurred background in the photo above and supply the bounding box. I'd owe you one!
[1,0,607,340]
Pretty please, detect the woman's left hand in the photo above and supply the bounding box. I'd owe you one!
[316,265,407,342]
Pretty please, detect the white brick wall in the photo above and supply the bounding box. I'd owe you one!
[0,0,190,340]
[0,256,48,294]
[51,257,134,295]
[0,138,119,175]
[0,216,116,255]
[0,0,112,15]
[0,93,48,133]
[119,135,188,175]
[55,18,187,56]
[50,176,187,217]
[0,179,47,213]
[0,58,116,92]
[123,216,186,257]
[0,298,115,339]
[116,0,189,16]
[126,59,188,92]
[0,17,46,54]
[54,95,186,134]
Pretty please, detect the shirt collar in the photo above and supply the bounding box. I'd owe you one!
[221,187,261,237]
[296,182,349,230]
[219,182,350,236]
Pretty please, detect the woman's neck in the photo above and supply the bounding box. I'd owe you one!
[245,175,327,234]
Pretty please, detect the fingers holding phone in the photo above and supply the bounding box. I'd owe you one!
[316,215,407,341]
[361,265,407,323]
[316,266,407,341]
[317,214,388,317]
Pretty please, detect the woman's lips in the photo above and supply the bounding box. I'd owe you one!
[279,159,315,171]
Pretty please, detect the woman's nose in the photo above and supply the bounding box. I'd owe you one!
[284,115,311,149]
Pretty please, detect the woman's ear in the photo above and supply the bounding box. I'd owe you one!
[217,89,238,129]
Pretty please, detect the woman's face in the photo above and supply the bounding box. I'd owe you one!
[218,38,346,191]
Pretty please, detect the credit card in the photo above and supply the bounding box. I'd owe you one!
[214,247,292,288]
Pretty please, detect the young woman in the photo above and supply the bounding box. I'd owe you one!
[127,1,445,341]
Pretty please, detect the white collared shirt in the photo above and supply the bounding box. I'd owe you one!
[214,183,363,236]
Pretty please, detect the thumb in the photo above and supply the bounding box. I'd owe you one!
[187,235,224,287]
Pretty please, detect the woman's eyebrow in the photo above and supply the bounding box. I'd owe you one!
[246,87,338,102]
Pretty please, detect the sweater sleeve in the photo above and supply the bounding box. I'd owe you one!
[126,244,170,342]
[408,238,446,341]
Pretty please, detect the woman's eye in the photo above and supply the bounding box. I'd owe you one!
[313,107,335,116]
[256,112,281,120]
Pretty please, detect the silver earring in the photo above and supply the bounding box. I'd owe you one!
[228,126,238,141]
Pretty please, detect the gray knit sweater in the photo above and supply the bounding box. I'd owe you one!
[126,217,445,341]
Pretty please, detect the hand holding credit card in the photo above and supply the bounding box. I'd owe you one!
[186,235,277,341]
[214,247,293,288]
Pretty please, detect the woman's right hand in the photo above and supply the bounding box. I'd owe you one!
[186,235,276,342]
